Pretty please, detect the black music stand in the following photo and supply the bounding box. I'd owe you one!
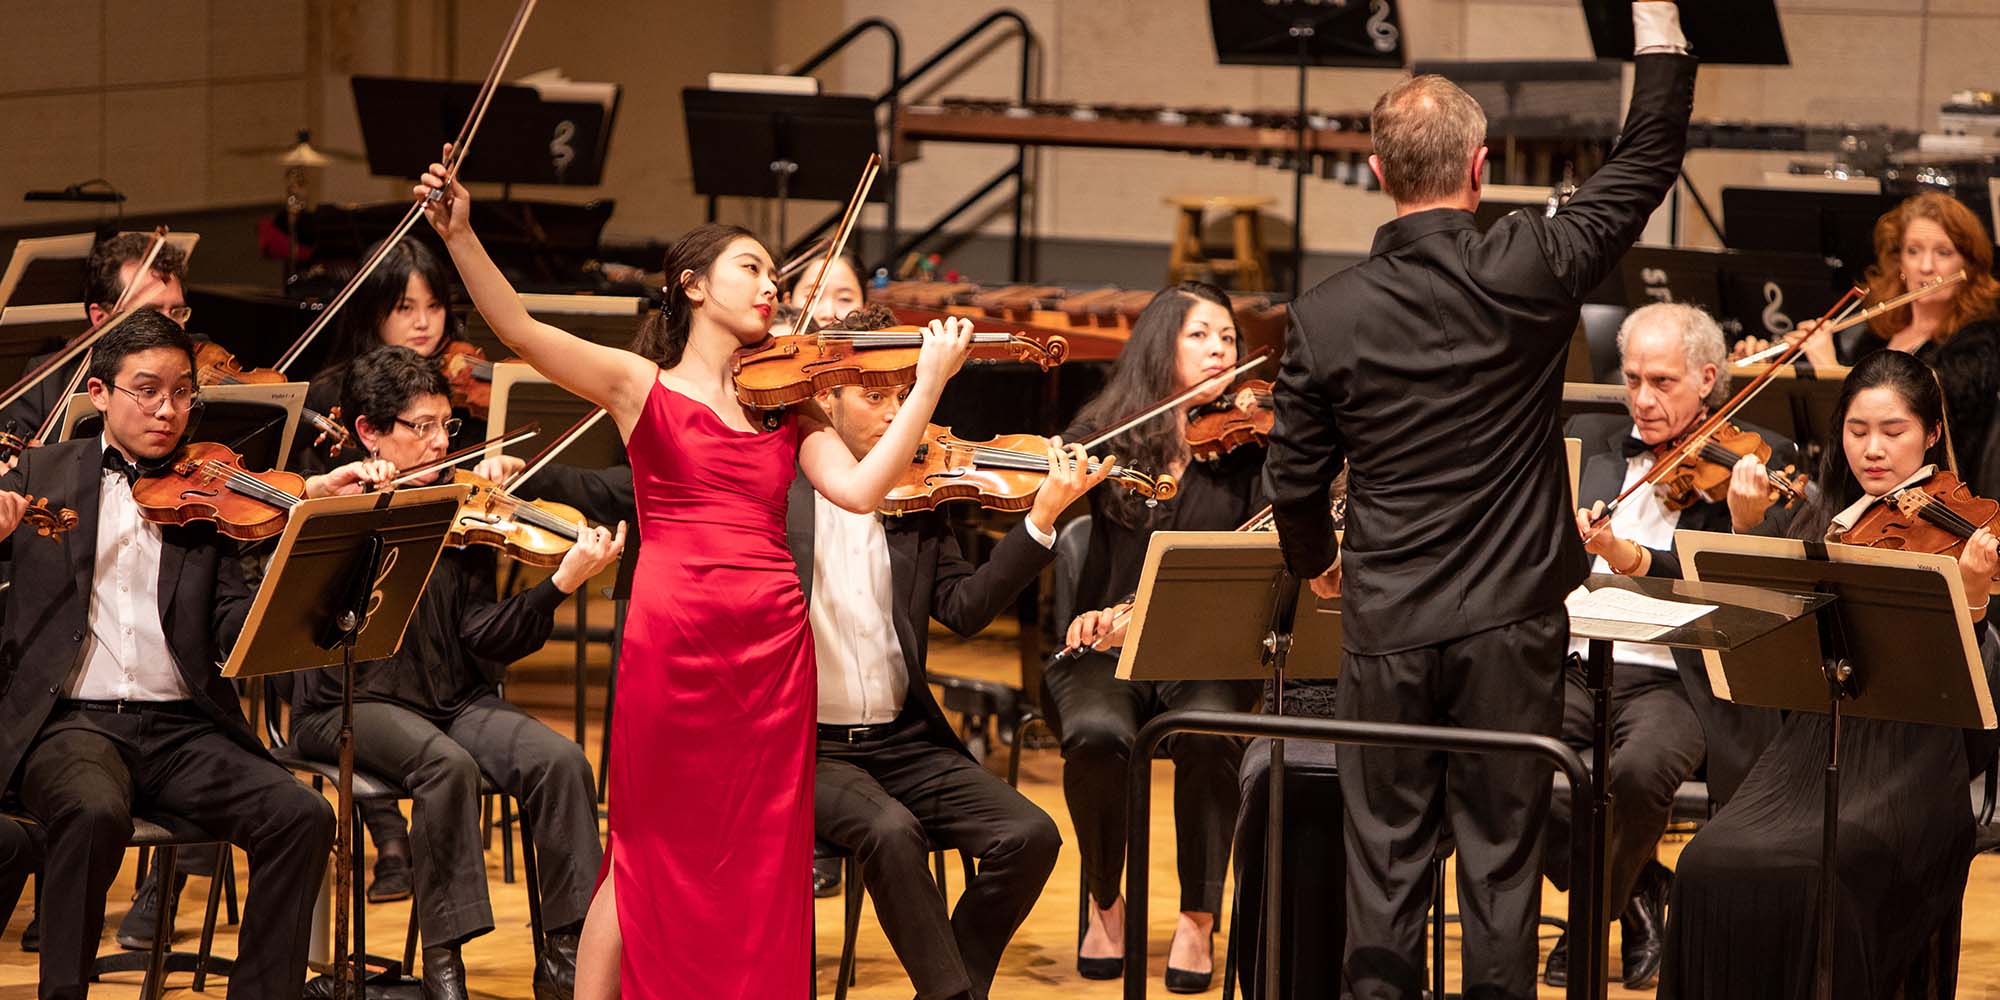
[351,76,620,187]
[222,485,468,998]
[1581,0,1789,66]
[1724,363,1848,461]
[1209,0,1407,299]
[681,88,881,249]
[1676,530,1994,1000]
[1723,187,1892,287]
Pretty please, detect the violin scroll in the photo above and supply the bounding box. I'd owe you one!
[20,495,78,538]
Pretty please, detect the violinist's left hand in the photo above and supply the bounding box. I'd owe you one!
[1958,527,1999,619]
[912,316,974,391]
[1027,438,1114,538]
[305,458,398,499]
[552,521,627,594]
[1727,453,1777,532]
[472,454,526,485]
[1308,561,1342,599]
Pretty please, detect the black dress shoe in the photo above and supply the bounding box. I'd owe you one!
[813,857,842,899]
[19,913,36,952]
[533,931,579,1000]
[1164,965,1213,993]
[1620,862,1671,990]
[1076,953,1123,980]
[1543,929,1569,987]
[368,852,413,903]
[116,867,188,951]
[422,943,470,1000]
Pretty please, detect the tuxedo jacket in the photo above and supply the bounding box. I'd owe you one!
[1264,52,1698,655]
[0,438,260,789]
[785,475,1055,755]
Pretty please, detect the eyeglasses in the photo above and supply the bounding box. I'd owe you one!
[395,416,463,440]
[158,305,192,325]
[111,383,199,413]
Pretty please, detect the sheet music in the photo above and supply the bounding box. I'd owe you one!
[1566,586,1716,642]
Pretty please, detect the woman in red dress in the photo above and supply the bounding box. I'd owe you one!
[417,149,972,998]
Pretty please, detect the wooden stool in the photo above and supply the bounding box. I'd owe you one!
[1164,194,1275,292]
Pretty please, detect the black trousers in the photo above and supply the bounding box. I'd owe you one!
[13,704,334,1000]
[1543,663,1704,913]
[1043,650,1257,914]
[1336,609,1568,1000]
[0,813,44,931]
[816,716,1061,1000]
[294,694,600,947]
[1232,738,1345,1000]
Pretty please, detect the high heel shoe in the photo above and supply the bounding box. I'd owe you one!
[1164,931,1214,994]
[1077,952,1124,980]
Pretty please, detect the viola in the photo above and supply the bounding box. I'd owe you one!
[881,424,1176,516]
[1186,379,1273,462]
[446,469,590,567]
[190,341,352,453]
[731,326,1068,410]
[436,340,495,418]
[1837,470,2000,556]
[1650,420,1809,512]
[131,441,307,541]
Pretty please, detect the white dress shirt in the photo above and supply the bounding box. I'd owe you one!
[812,494,1056,726]
[69,437,185,701]
[1568,436,1680,673]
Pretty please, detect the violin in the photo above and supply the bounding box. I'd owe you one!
[881,424,1177,516]
[446,469,589,567]
[1186,379,1273,462]
[1837,470,1999,556]
[190,341,352,453]
[731,326,1068,410]
[1650,420,1809,512]
[13,495,79,539]
[131,441,307,541]
[435,340,494,418]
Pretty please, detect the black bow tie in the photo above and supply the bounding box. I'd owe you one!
[102,447,167,485]
[1620,435,1655,460]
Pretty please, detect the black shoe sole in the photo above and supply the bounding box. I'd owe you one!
[1165,967,1213,993]
[1077,955,1123,980]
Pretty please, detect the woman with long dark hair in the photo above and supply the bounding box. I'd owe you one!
[417,150,971,999]
[1053,280,1264,993]
[1661,349,2000,998]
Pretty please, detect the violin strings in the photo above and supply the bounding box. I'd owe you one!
[958,444,1129,481]
[202,462,302,510]
[833,333,1019,347]
[1904,491,1983,539]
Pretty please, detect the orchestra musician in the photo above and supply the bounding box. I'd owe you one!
[0,312,395,999]
[1659,349,2000,998]
[1261,4,1696,994]
[771,253,867,336]
[803,306,1093,1000]
[1543,303,1793,990]
[1736,192,2000,491]
[418,152,974,1000]
[1053,281,1264,993]
[288,345,624,1000]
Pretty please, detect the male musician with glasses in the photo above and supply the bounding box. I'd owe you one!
[1262,2,1698,995]
[0,311,393,999]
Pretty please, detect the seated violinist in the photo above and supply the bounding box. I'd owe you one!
[1658,349,2000,997]
[1546,303,1796,989]
[288,345,623,1000]
[0,311,392,999]
[807,306,1087,1000]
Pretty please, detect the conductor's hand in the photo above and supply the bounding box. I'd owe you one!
[1576,502,1623,558]
[0,491,26,540]
[1308,562,1342,599]
[306,458,398,499]
[415,143,473,242]
[1027,438,1113,539]
[472,454,526,486]
[914,317,974,390]
[1065,602,1132,653]
[552,521,627,594]
[1958,528,1999,614]
[1727,453,1777,531]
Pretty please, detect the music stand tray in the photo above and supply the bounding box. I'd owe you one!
[58,382,309,472]
[1115,530,1339,683]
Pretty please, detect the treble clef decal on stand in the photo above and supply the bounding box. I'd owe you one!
[550,120,576,181]
[363,545,400,627]
[1761,281,1795,336]
[1368,0,1400,52]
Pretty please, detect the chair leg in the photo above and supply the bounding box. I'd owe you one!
[403,899,419,979]
[1221,875,1241,1000]
[352,805,371,988]
[1076,869,1089,952]
[1432,858,1447,1000]
[141,847,178,1000]
[221,848,238,926]
[837,856,862,997]
[1007,713,1039,789]
[482,793,494,851]
[932,851,947,900]
[520,800,545,953]
[498,794,517,884]
[192,843,228,992]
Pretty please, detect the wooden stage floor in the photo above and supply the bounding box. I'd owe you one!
[3,620,1997,998]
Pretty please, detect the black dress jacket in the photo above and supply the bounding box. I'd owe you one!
[784,475,1055,755]
[1264,52,1698,654]
[0,437,260,787]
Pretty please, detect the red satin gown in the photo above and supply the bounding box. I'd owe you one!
[608,377,813,997]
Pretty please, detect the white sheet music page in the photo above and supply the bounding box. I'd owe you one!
[1565,586,1716,643]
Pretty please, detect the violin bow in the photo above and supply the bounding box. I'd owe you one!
[270,0,540,375]
[1079,352,1271,453]
[383,422,540,488]
[776,236,834,288]
[504,406,609,492]
[792,154,881,336]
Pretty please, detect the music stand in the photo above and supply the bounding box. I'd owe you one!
[1676,530,1995,1000]
[681,88,881,248]
[1724,362,1848,461]
[1581,0,1789,66]
[351,76,620,187]
[222,485,469,998]
[1209,0,1406,298]
[58,382,308,472]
